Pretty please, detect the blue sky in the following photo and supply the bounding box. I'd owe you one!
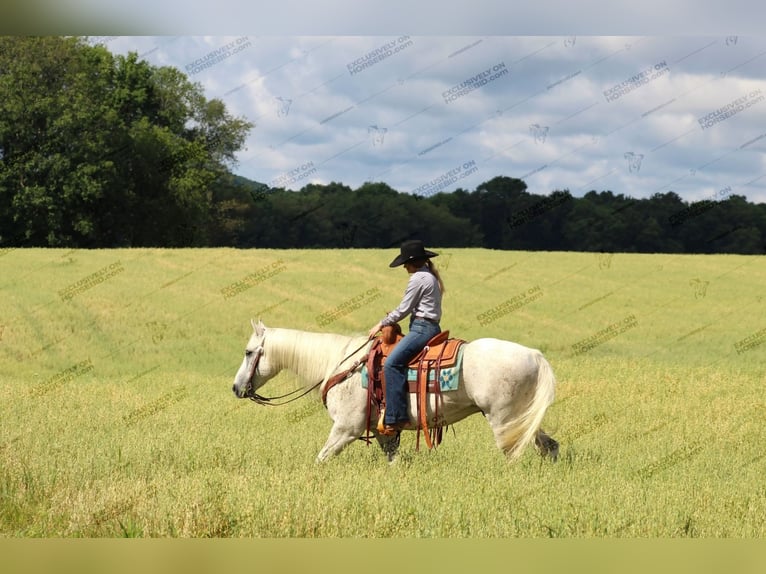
[13,1,766,203]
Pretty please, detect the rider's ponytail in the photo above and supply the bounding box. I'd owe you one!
[425,259,445,295]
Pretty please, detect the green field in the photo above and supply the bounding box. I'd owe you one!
[0,247,764,537]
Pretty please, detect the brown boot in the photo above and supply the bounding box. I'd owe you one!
[376,408,387,434]
[378,420,414,436]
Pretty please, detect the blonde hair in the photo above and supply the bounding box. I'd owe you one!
[413,257,445,295]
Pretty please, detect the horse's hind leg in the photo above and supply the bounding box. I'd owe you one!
[535,429,559,462]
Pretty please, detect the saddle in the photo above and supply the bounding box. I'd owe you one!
[321,324,466,449]
[369,324,465,449]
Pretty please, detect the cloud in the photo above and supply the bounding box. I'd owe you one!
[103,34,766,203]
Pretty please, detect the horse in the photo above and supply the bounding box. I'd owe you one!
[231,320,559,463]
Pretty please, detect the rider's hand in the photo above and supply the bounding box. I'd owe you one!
[368,322,382,339]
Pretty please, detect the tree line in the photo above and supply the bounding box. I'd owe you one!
[1,36,764,254]
[209,176,766,254]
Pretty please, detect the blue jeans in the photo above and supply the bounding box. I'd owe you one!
[383,318,441,425]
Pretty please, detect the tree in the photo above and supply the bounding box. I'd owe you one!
[0,37,253,247]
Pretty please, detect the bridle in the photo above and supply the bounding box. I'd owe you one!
[241,337,373,407]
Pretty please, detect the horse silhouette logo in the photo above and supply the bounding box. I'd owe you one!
[596,251,614,269]
[529,124,549,144]
[336,221,358,247]
[275,96,292,117]
[597,252,613,269]
[368,125,387,147]
[725,36,738,46]
[624,152,644,173]
[564,36,576,48]
[689,278,709,299]
[146,321,167,344]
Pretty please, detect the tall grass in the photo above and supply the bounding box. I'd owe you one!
[1,248,764,536]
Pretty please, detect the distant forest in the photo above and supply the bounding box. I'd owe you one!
[1,36,764,253]
[206,175,766,254]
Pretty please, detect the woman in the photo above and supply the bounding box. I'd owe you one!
[368,240,445,436]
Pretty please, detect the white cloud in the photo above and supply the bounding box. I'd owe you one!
[101,34,766,203]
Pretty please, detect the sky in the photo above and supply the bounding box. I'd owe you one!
[7,1,766,204]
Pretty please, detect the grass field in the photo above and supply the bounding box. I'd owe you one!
[0,247,764,537]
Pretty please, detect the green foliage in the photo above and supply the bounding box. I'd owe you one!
[0,37,253,247]
[1,38,764,253]
[210,179,765,254]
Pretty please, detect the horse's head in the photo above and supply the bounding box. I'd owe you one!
[232,319,280,399]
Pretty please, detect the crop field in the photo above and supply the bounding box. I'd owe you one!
[0,247,764,537]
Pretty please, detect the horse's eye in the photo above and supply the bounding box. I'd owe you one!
[245,350,253,357]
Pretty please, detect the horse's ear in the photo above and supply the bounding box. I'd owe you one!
[251,318,266,336]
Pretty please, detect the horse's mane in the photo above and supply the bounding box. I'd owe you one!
[266,327,368,384]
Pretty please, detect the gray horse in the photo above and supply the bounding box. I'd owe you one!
[232,320,559,463]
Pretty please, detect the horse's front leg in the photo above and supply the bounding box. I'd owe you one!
[375,432,401,463]
[316,382,367,463]
[316,422,364,462]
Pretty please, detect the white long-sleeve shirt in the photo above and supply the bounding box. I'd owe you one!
[381,266,442,325]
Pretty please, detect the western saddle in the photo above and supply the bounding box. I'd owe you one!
[322,324,466,450]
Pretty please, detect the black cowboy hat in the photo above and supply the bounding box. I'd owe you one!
[389,239,439,268]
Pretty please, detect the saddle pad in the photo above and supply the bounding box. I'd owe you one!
[361,345,464,392]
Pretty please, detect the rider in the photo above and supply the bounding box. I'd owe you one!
[368,240,445,436]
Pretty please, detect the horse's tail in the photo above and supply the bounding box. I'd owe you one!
[498,351,556,461]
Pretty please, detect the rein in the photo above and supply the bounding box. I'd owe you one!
[244,337,372,407]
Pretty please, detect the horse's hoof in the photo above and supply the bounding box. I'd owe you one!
[547,440,559,462]
[382,433,401,461]
[536,435,559,462]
